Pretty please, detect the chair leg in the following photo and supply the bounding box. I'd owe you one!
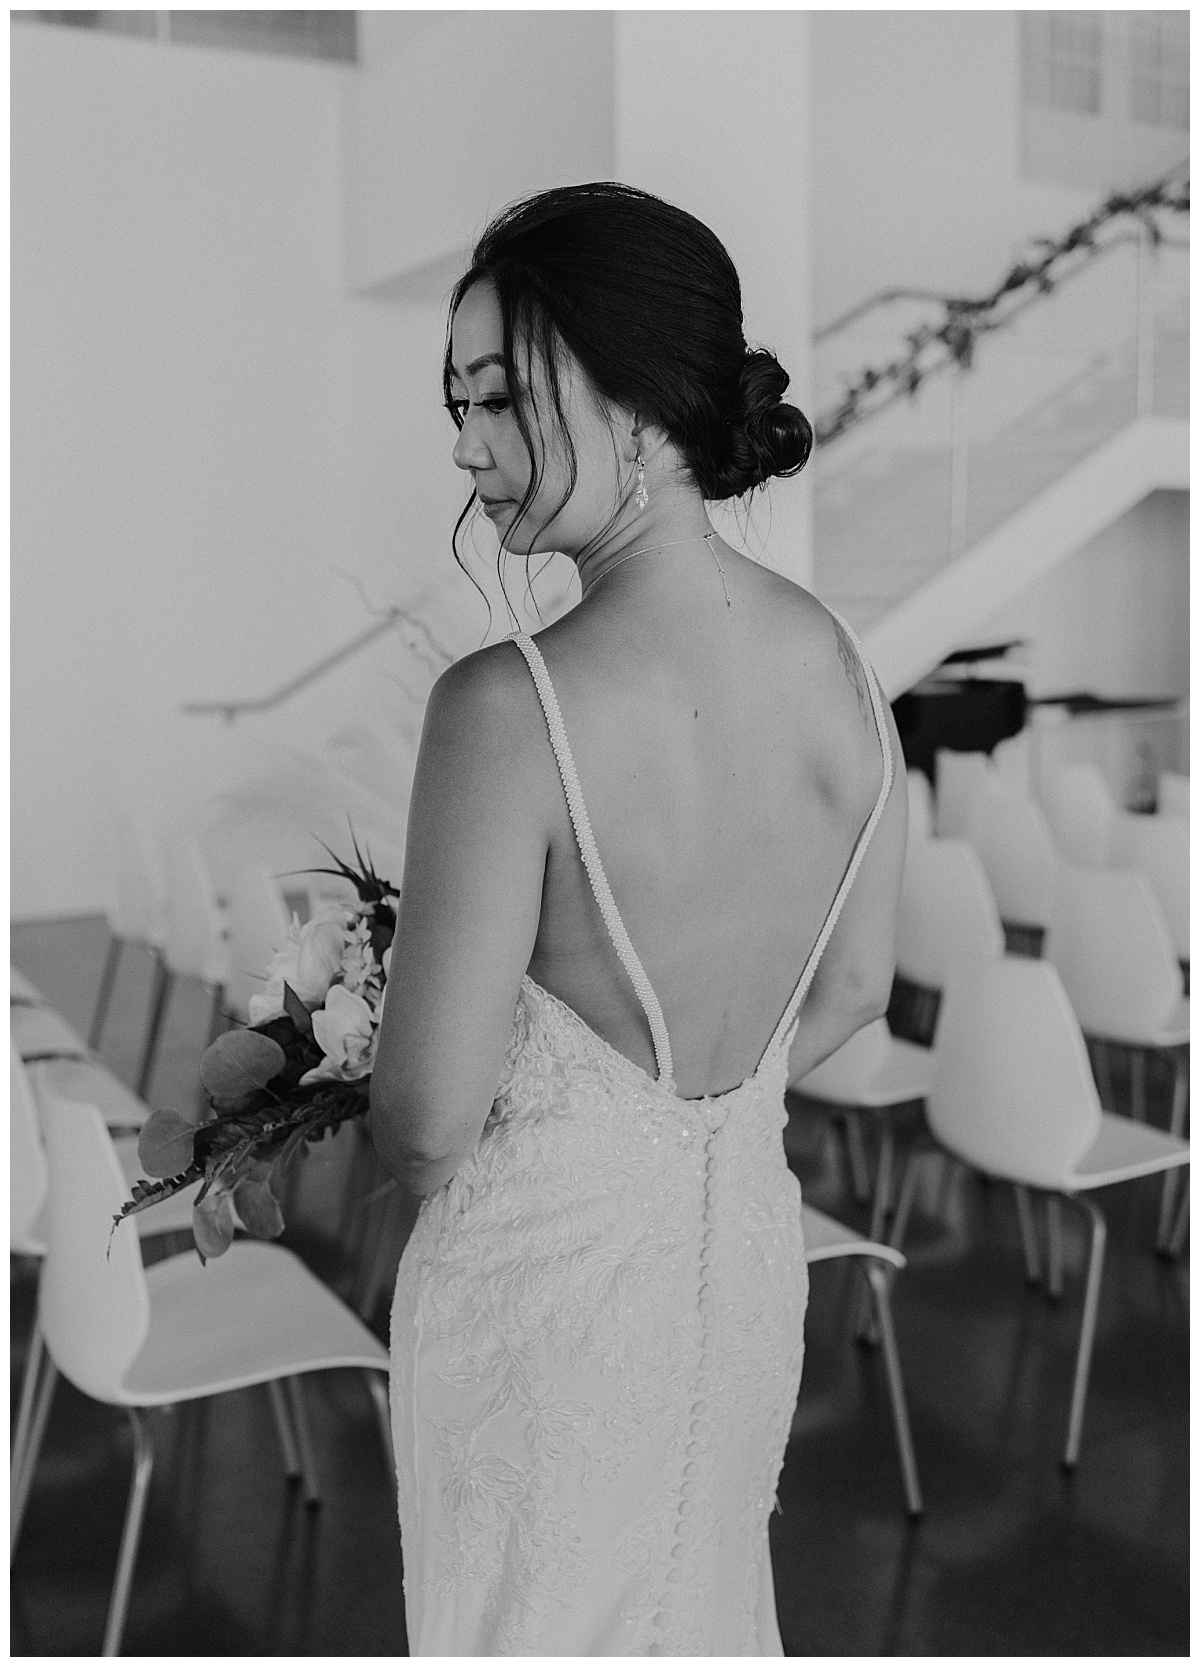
[864,1261,924,1518]
[1045,1196,1064,1301]
[89,934,124,1052]
[1130,1047,1147,1123]
[102,1408,154,1656]
[365,1370,396,1484]
[1013,1186,1043,1285]
[842,1109,872,1206]
[867,1123,895,1244]
[1062,1195,1107,1471]
[10,1349,59,1561]
[11,1317,46,1507]
[1156,1054,1189,1252]
[135,956,174,1100]
[888,1149,925,1254]
[1167,1177,1189,1259]
[284,1377,321,1506]
[267,1379,301,1480]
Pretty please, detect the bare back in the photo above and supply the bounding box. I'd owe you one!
[521,550,904,1099]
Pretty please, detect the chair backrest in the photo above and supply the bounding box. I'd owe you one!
[35,1068,151,1402]
[791,1016,892,1099]
[1107,812,1189,961]
[11,1044,48,1256]
[224,863,296,1024]
[105,810,167,946]
[1044,763,1115,867]
[1158,772,1190,820]
[927,956,1101,1189]
[971,790,1060,928]
[895,837,1005,991]
[906,771,935,842]
[1045,863,1183,1042]
[991,730,1032,797]
[934,749,992,840]
[161,834,231,985]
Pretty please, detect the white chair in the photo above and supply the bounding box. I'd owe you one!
[801,1203,922,1518]
[991,730,1032,797]
[1107,812,1189,964]
[906,771,934,842]
[895,837,1006,991]
[1043,763,1115,868]
[892,955,1188,1468]
[934,749,991,840]
[1045,864,1189,1248]
[136,836,231,1099]
[971,790,1059,954]
[88,812,169,1053]
[11,965,42,1005]
[15,1073,393,1655]
[10,1048,198,1555]
[1158,772,1189,820]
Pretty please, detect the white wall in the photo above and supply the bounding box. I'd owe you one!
[11,22,481,919]
[614,11,815,586]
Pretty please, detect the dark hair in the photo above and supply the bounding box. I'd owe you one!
[443,182,812,607]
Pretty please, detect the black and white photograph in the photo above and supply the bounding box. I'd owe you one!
[10,5,1189,1656]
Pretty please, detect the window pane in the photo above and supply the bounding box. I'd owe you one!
[14,11,157,38]
[1129,12,1189,131]
[1023,11,1104,115]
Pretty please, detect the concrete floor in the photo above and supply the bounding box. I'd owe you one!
[11,917,1190,1655]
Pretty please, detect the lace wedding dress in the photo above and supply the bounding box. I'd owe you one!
[390,617,893,1655]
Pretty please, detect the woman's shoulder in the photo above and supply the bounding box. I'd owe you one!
[420,636,552,774]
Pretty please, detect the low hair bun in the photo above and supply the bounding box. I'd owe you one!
[708,349,814,500]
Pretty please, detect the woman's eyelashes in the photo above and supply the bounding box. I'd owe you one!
[445,395,511,426]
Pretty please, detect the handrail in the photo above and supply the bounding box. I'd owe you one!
[182,606,455,723]
[814,167,1189,447]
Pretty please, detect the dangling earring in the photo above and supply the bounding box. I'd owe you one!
[635,451,649,511]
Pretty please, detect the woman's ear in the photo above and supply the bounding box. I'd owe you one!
[630,412,670,463]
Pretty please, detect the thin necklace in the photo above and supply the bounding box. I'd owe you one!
[581,533,732,608]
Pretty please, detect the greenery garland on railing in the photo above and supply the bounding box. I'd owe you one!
[815,166,1190,449]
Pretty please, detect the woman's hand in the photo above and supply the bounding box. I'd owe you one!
[369,641,554,1196]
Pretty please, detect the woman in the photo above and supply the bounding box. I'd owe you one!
[370,183,907,1656]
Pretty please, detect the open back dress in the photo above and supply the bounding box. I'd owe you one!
[390,612,893,1655]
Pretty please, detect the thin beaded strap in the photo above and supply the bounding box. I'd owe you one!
[761,607,896,1065]
[511,634,676,1090]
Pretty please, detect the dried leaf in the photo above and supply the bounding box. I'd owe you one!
[192,1189,236,1261]
[137,1108,199,1180]
[282,982,313,1038]
[200,1029,286,1101]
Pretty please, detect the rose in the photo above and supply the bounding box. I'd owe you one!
[301,984,378,1084]
[247,903,354,1024]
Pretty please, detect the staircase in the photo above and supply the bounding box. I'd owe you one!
[813,233,1189,699]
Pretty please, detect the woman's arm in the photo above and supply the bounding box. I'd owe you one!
[787,694,908,1084]
[369,642,554,1197]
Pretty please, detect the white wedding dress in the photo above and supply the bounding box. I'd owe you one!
[390,618,893,1655]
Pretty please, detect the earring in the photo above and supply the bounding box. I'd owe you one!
[635,451,649,511]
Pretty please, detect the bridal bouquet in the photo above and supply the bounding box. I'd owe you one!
[117,837,398,1260]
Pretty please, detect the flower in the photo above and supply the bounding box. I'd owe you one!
[301,983,378,1084]
[247,903,355,1023]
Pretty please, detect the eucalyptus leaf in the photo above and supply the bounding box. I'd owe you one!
[232,1178,285,1240]
[199,1029,286,1101]
[137,1108,199,1180]
[192,1189,235,1261]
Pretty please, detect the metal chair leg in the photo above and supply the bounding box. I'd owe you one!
[1062,1194,1107,1470]
[1045,1196,1064,1300]
[888,1149,925,1253]
[864,1261,924,1518]
[284,1377,321,1506]
[867,1123,895,1244]
[11,1317,46,1510]
[843,1109,872,1206]
[10,1349,59,1561]
[1013,1186,1042,1284]
[135,956,174,1100]
[365,1370,396,1483]
[102,1409,155,1656]
[1156,1053,1189,1252]
[1130,1047,1147,1122]
[267,1379,301,1480]
[89,934,124,1052]
[1167,1177,1189,1259]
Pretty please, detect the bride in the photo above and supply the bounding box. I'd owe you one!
[370,182,906,1656]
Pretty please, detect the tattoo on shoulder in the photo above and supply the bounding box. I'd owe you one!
[831,616,872,730]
